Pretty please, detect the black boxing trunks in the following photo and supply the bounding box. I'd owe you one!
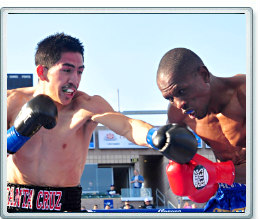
[7,182,82,212]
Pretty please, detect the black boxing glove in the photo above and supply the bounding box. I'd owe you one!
[7,94,58,154]
[146,124,198,164]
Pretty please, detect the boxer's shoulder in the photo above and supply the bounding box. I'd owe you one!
[236,80,246,111]
[73,91,101,103]
[233,74,246,83]
[73,91,113,114]
[222,75,246,114]
[7,87,35,101]
[7,87,35,126]
[224,74,246,90]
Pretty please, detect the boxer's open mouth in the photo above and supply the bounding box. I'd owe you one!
[62,88,74,94]
[184,109,195,115]
[184,109,196,119]
[62,85,77,95]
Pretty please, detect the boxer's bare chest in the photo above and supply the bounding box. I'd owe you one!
[7,92,101,186]
[38,97,99,148]
[190,113,244,145]
[9,94,98,154]
[186,107,246,163]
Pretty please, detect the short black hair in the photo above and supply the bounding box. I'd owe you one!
[157,48,204,81]
[35,32,84,69]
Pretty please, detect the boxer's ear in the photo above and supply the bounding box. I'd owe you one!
[36,65,48,81]
[198,66,210,83]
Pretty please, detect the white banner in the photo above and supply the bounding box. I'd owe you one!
[98,130,147,149]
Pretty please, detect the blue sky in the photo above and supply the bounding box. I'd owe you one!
[6,11,247,125]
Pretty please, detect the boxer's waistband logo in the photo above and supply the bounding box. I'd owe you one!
[7,186,62,211]
[193,165,209,189]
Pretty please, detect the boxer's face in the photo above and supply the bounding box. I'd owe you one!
[157,69,211,120]
[45,52,84,105]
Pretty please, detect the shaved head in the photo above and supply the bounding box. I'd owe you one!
[157,48,205,87]
[156,48,212,120]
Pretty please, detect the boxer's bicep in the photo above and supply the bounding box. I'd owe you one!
[89,95,153,146]
[91,97,153,146]
[125,118,153,146]
[89,95,130,135]
[92,111,152,146]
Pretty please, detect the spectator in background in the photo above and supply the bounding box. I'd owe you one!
[105,204,111,210]
[86,181,95,191]
[130,169,144,197]
[81,206,87,212]
[191,203,197,209]
[107,184,119,197]
[139,198,155,209]
[183,201,192,209]
[120,200,135,209]
[93,205,98,210]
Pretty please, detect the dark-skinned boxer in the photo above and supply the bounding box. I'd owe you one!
[156,47,246,212]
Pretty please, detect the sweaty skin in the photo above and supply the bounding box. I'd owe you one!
[163,73,246,184]
[7,52,152,187]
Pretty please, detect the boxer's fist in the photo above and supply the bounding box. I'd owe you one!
[7,94,58,154]
[166,153,235,203]
[147,124,197,164]
[14,94,57,136]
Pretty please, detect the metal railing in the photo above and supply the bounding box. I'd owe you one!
[121,188,152,201]
[121,110,167,115]
[167,200,176,209]
[155,188,165,208]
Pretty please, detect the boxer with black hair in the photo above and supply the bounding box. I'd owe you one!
[7,33,198,212]
[156,48,246,212]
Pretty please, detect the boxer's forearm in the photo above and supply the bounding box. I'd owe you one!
[234,162,246,184]
[91,112,153,146]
